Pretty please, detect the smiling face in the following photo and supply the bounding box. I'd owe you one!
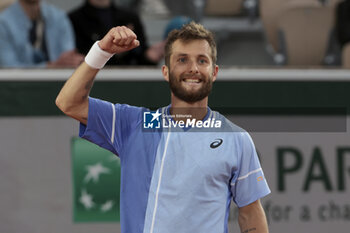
[164,39,218,103]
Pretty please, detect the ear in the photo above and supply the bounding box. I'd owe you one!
[162,65,169,82]
[212,65,219,82]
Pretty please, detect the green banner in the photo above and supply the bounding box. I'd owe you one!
[71,137,121,222]
[2,81,350,116]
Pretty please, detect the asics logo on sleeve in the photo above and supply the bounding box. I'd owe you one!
[210,139,223,148]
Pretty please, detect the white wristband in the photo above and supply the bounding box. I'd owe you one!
[84,41,114,69]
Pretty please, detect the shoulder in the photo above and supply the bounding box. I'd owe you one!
[212,110,255,145]
[115,103,148,114]
[0,2,29,33]
[90,97,147,114]
[0,2,20,22]
[212,110,246,133]
[113,103,150,126]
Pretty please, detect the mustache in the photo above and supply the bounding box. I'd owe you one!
[180,73,204,80]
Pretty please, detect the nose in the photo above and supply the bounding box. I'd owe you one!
[188,60,199,74]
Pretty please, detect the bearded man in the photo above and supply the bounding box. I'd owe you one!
[56,22,270,233]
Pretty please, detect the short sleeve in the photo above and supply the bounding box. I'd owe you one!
[79,97,144,156]
[230,132,270,207]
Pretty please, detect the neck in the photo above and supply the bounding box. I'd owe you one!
[170,93,208,121]
[19,0,40,20]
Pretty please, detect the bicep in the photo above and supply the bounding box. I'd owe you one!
[239,199,263,217]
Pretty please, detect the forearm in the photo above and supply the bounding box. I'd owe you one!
[239,219,268,233]
[56,26,140,124]
[238,200,269,233]
[55,62,98,124]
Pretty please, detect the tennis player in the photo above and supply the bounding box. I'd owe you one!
[56,22,270,233]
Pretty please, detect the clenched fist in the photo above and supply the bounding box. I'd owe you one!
[98,26,140,54]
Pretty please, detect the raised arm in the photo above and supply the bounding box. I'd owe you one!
[55,26,140,124]
[238,200,269,233]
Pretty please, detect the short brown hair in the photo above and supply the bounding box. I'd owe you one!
[164,22,217,67]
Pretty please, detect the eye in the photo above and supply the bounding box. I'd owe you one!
[178,57,187,63]
[199,58,208,64]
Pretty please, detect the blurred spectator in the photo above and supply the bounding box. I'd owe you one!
[69,0,164,66]
[163,16,192,39]
[155,16,192,66]
[336,0,350,48]
[0,0,83,68]
[0,0,15,12]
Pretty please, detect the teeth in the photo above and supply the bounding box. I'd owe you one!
[184,79,200,83]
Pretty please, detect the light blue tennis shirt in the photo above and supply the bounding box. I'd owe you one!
[80,97,271,233]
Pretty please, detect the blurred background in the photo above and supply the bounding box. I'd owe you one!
[43,0,350,67]
[1,0,350,233]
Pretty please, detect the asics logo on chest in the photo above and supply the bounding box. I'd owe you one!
[210,139,223,149]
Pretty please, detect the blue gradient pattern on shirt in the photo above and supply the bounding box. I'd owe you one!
[80,97,270,233]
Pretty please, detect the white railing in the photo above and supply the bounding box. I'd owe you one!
[0,67,349,81]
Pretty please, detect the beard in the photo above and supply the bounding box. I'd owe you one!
[168,70,213,103]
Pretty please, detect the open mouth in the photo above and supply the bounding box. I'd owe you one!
[182,76,202,84]
[183,78,201,83]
